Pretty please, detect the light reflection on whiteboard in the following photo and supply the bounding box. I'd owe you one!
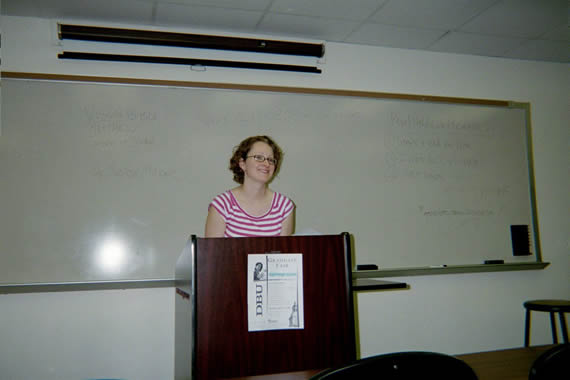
[95,235,130,275]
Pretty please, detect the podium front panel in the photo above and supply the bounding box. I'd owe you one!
[194,234,355,379]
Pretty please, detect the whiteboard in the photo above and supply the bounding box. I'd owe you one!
[0,78,539,284]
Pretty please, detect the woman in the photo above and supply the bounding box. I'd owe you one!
[205,135,295,237]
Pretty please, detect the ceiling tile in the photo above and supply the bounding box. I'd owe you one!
[370,0,499,31]
[459,0,568,38]
[428,31,525,57]
[257,13,359,41]
[345,23,446,49]
[1,0,52,16]
[269,0,387,21]
[504,39,570,62]
[155,3,263,31]
[2,0,155,23]
[1,0,568,63]
[540,23,570,42]
[157,0,273,11]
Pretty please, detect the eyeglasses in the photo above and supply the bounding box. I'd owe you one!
[246,154,278,166]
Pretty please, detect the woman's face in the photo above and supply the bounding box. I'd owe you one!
[239,141,276,184]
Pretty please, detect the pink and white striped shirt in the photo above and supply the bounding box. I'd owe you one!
[209,190,295,237]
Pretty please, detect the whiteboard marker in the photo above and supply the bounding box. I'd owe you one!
[429,265,448,268]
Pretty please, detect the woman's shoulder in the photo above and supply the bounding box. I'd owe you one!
[210,190,234,205]
[272,191,295,207]
[213,189,235,198]
[271,191,295,219]
[209,190,237,217]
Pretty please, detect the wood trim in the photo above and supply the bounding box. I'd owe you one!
[1,71,512,107]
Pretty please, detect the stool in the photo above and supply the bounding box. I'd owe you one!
[524,299,570,347]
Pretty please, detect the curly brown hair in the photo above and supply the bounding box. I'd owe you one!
[229,135,283,184]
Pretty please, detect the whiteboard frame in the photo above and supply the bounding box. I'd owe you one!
[0,72,547,291]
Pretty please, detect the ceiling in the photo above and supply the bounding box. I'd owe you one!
[2,0,569,63]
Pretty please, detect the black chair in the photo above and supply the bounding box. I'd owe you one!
[524,299,570,347]
[310,351,478,380]
[528,344,570,380]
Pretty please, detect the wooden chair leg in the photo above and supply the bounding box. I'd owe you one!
[525,309,531,347]
[559,312,568,343]
[549,312,559,344]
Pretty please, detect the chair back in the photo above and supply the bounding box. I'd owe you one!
[310,351,478,380]
[529,344,569,380]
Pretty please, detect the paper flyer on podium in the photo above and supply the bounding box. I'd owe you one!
[247,253,304,332]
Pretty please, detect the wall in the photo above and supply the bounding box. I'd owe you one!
[0,288,174,380]
[1,16,568,379]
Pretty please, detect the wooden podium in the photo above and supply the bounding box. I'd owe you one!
[174,233,356,379]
